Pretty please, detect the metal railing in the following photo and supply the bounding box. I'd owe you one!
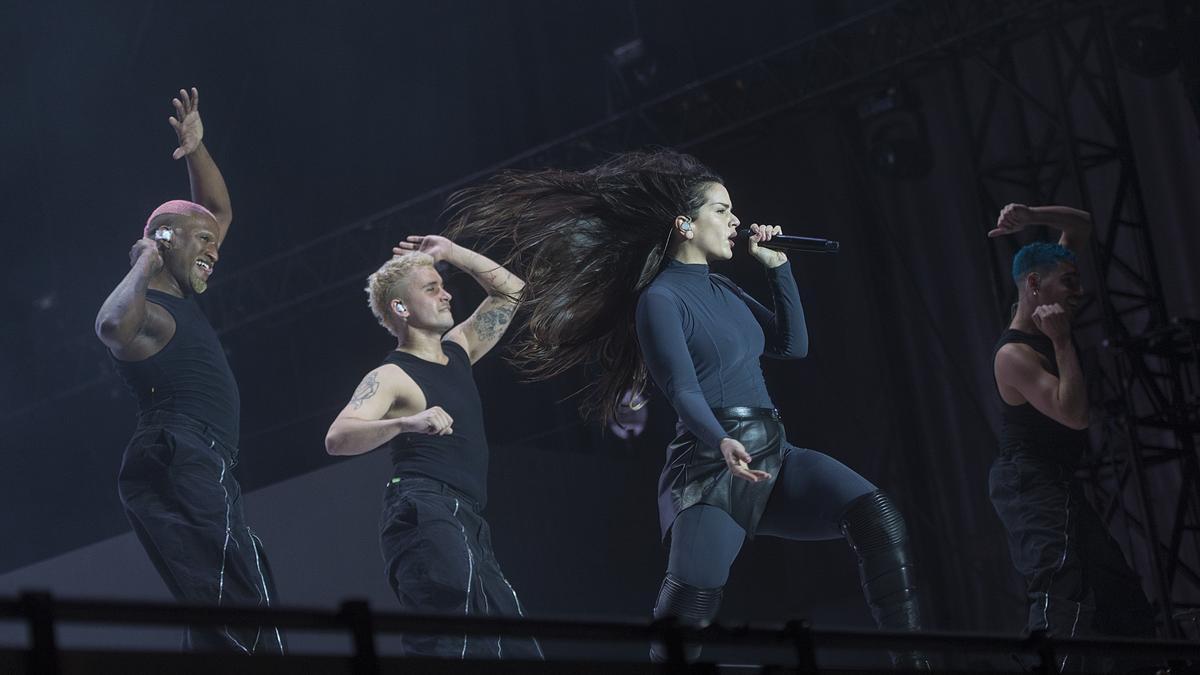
[2,592,1198,674]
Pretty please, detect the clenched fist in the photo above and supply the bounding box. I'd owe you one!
[402,406,454,436]
[129,238,165,274]
[1032,303,1071,343]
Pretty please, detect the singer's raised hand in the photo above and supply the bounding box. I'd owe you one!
[747,223,788,268]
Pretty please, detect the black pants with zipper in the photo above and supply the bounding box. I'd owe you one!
[989,453,1155,656]
[380,476,543,660]
[118,411,285,653]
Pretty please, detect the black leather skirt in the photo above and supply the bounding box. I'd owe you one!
[657,407,784,542]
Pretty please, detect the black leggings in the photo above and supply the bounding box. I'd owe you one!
[667,443,876,587]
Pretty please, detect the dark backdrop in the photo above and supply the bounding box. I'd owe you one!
[2,0,1197,658]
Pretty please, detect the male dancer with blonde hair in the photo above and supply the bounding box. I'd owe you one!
[326,234,541,659]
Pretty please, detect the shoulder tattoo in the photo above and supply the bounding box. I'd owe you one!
[473,303,515,341]
[350,371,380,409]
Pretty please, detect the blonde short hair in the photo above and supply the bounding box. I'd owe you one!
[365,252,435,336]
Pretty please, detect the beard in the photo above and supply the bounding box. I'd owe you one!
[189,268,209,294]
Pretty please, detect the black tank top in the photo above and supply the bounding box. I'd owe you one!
[993,328,1088,466]
[384,341,489,507]
[112,290,241,447]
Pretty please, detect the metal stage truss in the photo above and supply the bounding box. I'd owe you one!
[951,2,1200,636]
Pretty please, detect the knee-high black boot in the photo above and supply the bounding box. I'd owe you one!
[649,574,723,663]
[840,490,931,671]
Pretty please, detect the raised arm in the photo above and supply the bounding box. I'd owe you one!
[169,87,233,244]
[325,365,455,456]
[394,235,524,363]
[717,264,809,359]
[736,223,809,358]
[95,238,175,360]
[994,305,1088,430]
[989,204,1092,254]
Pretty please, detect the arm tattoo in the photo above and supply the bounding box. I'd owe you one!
[473,303,515,342]
[350,372,380,409]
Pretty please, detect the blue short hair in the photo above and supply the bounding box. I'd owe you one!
[1012,242,1077,283]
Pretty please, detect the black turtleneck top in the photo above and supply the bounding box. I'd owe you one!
[635,259,809,447]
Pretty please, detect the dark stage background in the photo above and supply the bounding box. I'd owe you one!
[2,0,1198,663]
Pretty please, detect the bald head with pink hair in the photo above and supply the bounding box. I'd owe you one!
[144,200,218,238]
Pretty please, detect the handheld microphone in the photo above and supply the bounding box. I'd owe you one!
[736,228,840,253]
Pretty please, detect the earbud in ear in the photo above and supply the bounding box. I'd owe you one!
[393,301,407,315]
[679,218,693,233]
[153,227,173,244]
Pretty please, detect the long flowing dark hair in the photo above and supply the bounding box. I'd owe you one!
[443,149,722,424]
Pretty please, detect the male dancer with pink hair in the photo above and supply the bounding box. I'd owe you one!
[95,88,284,653]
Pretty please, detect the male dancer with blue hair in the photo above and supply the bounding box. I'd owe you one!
[95,88,284,653]
[988,204,1154,668]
